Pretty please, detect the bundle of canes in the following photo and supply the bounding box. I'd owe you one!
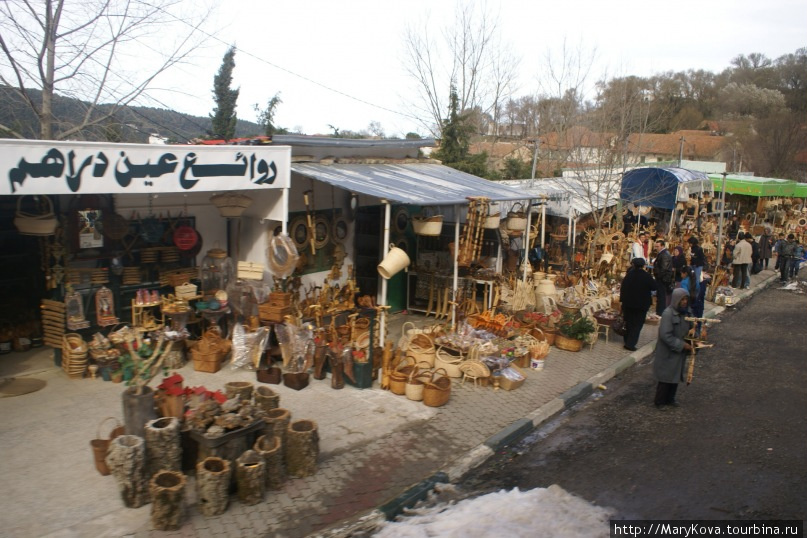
[458,197,490,266]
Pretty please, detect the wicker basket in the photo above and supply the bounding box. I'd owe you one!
[423,368,451,407]
[405,333,436,367]
[209,192,253,218]
[506,202,527,231]
[405,369,431,401]
[14,195,59,236]
[412,215,443,236]
[554,333,583,352]
[389,355,415,395]
[62,333,88,378]
[434,346,464,378]
[175,282,198,300]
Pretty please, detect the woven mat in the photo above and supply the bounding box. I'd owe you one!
[0,377,47,398]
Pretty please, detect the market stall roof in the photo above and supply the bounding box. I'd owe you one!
[709,174,798,197]
[794,182,807,198]
[499,176,620,217]
[291,162,527,206]
[621,167,712,210]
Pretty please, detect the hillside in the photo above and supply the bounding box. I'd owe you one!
[0,86,262,143]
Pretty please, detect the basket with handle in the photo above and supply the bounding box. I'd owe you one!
[62,333,88,378]
[14,195,59,236]
[506,202,527,231]
[175,282,198,300]
[405,332,436,367]
[404,366,432,402]
[89,417,125,476]
[389,355,415,395]
[434,346,464,378]
[423,368,451,407]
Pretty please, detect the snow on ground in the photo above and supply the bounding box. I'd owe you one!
[373,485,612,538]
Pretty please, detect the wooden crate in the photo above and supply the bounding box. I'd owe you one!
[259,303,293,323]
[237,261,265,280]
[267,292,293,307]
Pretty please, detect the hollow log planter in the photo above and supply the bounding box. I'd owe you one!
[149,470,186,531]
[196,457,231,517]
[106,434,150,508]
[253,434,285,490]
[285,419,319,478]
[224,381,254,402]
[254,385,280,414]
[262,408,291,445]
[235,450,265,505]
[144,417,182,478]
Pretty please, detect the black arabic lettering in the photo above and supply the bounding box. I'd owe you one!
[8,148,65,193]
[255,159,277,185]
[65,150,94,193]
[114,152,178,187]
[179,153,199,189]
[92,152,109,177]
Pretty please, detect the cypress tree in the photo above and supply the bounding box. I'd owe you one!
[210,46,239,140]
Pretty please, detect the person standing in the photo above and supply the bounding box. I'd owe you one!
[779,234,795,282]
[653,288,693,408]
[652,239,674,316]
[631,231,648,263]
[671,246,686,285]
[773,233,786,271]
[747,234,761,278]
[687,236,706,285]
[731,232,752,289]
[789,238,803,279]
[758,228,773,270]
[619,258,656,351]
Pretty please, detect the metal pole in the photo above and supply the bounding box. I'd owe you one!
[715,172,728,273]
[541,196,547,250]
[452,204,460,329]
[678,136,685,167]
[522,199,533,282]
[379,201,391,346]
[281,186,289,234]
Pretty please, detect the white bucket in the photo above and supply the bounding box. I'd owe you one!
[377,244,411,279]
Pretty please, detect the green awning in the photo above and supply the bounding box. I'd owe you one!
[793,182,807,198]
[709,174,797,197]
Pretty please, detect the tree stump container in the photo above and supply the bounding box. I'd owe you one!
[149,470,186,531]
[262,408,291,445]
[196,457,231,517]
[122,385,158,438]
[253,434,285,490]
[224,381,254,403]
[235,450,265,505]
[312,344,328,380]
[285,419,319,478]
[144,417,182,478]
[106,434,150,508]
[254,385,280,414]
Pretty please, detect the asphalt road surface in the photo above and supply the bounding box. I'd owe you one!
[455,277,807,523]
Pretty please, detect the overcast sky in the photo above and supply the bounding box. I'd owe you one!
[144,0,806,138]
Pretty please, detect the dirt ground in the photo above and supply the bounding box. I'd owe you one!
[456,274,807,522]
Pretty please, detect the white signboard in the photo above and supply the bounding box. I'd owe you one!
[0,139,290,195]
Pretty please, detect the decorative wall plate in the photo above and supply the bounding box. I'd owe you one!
[393,207,410,234]
[332,217,348,244]
[290,216,310,251]
[313,215,331,250]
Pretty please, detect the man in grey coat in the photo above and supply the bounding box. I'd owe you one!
[653,287,693,408]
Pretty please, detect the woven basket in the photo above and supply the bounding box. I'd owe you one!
[434,346,464,378]
[62,333,88,378]
[412,215,443,236]
[210,192,253,218]
[389,355,415,395]
[175,282,198,300]
[14,195,59,236]
[423,368,451,407]
[554,333,583,352]
[405,368,431,401]
[506,202,527,231]
[405,333,436,367]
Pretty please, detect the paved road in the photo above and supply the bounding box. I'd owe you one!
[455,276,807,523]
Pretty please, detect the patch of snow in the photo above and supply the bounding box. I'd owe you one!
[373,485,612,537]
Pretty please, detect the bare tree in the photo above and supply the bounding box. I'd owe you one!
[401,1,519,137]
[0,0,210,140]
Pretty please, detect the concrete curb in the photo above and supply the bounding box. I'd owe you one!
[355,270,783,526]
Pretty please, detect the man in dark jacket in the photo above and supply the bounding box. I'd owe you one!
[687,236,706,284]
[652,239,674,315]
[619,258,656,351]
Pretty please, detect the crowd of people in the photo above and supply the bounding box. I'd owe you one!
[617,223,803,410]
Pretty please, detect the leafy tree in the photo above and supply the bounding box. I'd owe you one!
[254,92,283,136]
[210,46,239,140]
[0,0,208,140]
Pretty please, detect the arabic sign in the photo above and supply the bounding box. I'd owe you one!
[0,140,290,195]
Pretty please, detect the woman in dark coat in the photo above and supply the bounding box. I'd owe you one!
[653,288,693,408]
[671,245,686,284]
[619,257,656,351]
[758,229,773,270]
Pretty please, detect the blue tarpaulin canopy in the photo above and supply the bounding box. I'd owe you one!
[620,167,713,210]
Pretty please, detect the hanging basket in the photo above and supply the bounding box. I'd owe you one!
[506,202,527,231]
[210,193,252,218]
[14,195,59,236]
[412,215,444,236]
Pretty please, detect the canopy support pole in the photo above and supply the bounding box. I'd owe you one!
[716,173,728,273]
[522,199,534,282]
[379,200,391,346]
[452,204,460,329]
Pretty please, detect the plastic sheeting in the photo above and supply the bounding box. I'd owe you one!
[620,167,712,210]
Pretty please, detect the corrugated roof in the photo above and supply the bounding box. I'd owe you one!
[291,162,527,206]
[500,177,620,217]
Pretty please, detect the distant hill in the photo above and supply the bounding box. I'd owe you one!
[0,86,263,143]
